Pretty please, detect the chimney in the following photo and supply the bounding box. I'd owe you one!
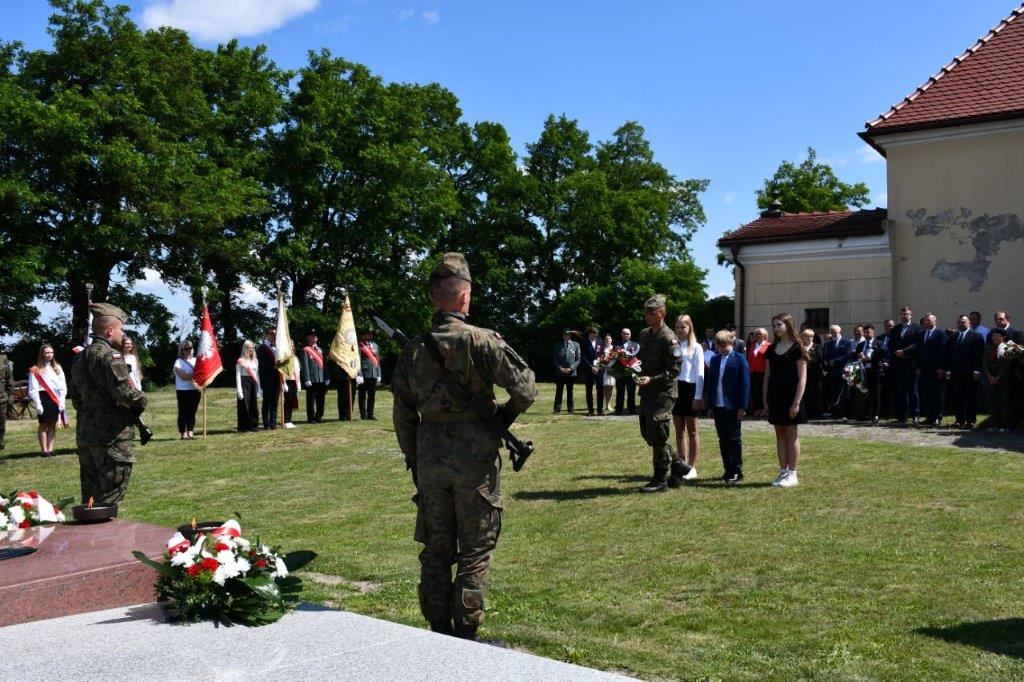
[761,198,783,218]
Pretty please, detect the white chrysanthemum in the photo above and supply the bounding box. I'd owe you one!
[0,510,11,531]
[170,543,202,567]
[235,537,250,550]
[8,506,25,524]
[272,556,289,578]
[54,510,65,523]
[0,496,8,506]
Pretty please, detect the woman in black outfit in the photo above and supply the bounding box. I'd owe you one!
[800,329,824,419]
[763,313,808,488]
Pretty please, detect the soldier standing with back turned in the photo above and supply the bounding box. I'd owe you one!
[636,294,690,492]
[392,253,537,641]
[68,303,147,504]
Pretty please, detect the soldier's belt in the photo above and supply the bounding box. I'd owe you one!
[419,412,483,424]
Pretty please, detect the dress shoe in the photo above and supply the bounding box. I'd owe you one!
[640,479,668,493]
[724,473,744,485]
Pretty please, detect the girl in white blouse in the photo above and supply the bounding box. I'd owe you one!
[122,336,143,391]
[236,340,262,432]
[28,344,67,457]
[672,315,704,480]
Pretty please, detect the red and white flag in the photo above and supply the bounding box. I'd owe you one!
[192,305,223,390]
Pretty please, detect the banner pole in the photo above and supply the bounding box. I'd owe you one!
[202,388,208,438]
[348,378,353,421]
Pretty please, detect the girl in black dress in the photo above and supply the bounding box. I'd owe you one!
[763,313,809,488]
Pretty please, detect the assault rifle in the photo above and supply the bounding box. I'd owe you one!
[373,315,534,471]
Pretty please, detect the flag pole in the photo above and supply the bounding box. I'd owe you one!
[277,280,285,430]
[201,287,208,439]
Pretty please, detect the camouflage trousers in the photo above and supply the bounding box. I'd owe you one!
[639,407,673,481]
[78,441,134,504]
[414,456,503,630]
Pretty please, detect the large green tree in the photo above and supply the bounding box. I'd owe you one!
[756,146,871,213]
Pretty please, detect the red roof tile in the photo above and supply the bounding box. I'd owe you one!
[864,4,1024,136]
[718,208,887,247]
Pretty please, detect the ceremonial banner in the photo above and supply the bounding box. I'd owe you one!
[275,289,295,369]
[192,305,223,389]
[329,294,360,379]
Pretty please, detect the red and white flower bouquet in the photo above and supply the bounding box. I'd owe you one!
[133,520,316,626]
[601,347,643,384]
[0,491,69,531]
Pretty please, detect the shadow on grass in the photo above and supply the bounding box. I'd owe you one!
[692,481,775,489]
[513,486,636,501]
[950,430,1024,453]
[572,474,649,483]
[0,446,77,461]
[917,618,1024,659]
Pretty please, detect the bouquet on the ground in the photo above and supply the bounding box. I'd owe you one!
[842,361,868,394]
[133,520,316,626]
[0,491,70,531]
[601,348,643,384]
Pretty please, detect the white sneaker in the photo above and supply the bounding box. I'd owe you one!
[284,422,297,429]
[778,471,799,487]
[771,469,788,486]
[683,467,698,480]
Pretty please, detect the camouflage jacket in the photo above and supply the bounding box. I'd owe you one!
[392,311,537,466]
[0,354,13,404]
[637,323,682,415]
[68,338,147,445]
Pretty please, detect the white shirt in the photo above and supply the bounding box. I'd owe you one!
[235,358,261,395]
[174,357,197,391]
[123,353,142,390]
[28,365,67,412]
[714,350,732,408]
[676,342,704,396]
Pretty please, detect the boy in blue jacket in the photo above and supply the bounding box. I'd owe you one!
[707,331,751,483]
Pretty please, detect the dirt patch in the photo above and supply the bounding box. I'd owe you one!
[304,572,382,594]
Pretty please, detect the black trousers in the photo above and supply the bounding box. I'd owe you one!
[554,375,575,412]
[825,370,844,414]
[237,376,259,432]
[877,370,892,419]
[262,379,280,429]
[176,389,201,433]
[919,370,945,423]
[949,371,978,425]
[891,360,919,420]
[713,408,743,476]
[284,380,298,423]
[337,377,358,420]
[0,401,6,449]
[358,378,378,418]
[582,366,600,413]
[306,382,326,422]
[615,377,636,414]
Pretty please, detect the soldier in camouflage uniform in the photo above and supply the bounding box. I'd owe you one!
[636,294,690,493]
[0,350,14,449]
[67,303,147,504]
[392,253,537,640]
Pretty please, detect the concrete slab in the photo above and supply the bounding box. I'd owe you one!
[0,603,634,681]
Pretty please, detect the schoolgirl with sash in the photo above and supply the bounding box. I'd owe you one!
[173,340,200,439]
[28,344,67,457]
[236,340,262,432]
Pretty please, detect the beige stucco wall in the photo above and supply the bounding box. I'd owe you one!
[736,252,893,337]
[884,125,1024,327]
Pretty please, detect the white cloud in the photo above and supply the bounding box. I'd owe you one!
[723,191,737,205]
[142,0,320,41]
[857,144,884,164]
[421,10,440,25]
[239,280,271,307]
[395,8,415,21]
[137,268,165,292]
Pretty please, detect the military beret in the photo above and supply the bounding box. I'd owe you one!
[644,294,667,311]
[89,302,128,322]
[429,252,472,284]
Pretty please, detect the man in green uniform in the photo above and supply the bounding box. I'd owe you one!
[636,294,688,493]
[0,350,14,449]
[392,253,537,640]
[67,303,147,504]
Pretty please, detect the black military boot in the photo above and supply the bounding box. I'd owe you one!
[670,457,692,480]
[429,620,454,636]
[640,478,668,493]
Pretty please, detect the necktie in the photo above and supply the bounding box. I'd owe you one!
[925,329,931,344]
[957,331,964,347]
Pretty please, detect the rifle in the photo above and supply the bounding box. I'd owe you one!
[373,315,534,471]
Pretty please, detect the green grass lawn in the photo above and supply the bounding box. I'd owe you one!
[3,384,1023,680]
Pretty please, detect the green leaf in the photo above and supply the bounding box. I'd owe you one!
[282,550,317,572]
[132,550,177,578]
[240,575,283,605]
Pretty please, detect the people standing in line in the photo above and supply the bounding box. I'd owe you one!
[747,328,769,416]
[763,313,808,488]
[707,330,749,484]
[970,310,992,411]
[173,340,200,440]
[984,328,1013,432]
[552,329,580,414]
[283,340,300,429]
[300,330,328,423]
[614,328,639,415]
[121,335,143,391]
[636,295,687,493]
[672,314,703,481]
[0,346,13,450]
[579,327,603,416]
[235,340,261,433]
[28,344,67,457]
[945,314,984,429]
[857,325,880,421]
[358,329,381,420]
[800,329,824,420]
[889,306,921,424]
[911,314,948,426]
[874,319,895,421]
[599,333,615,415]
[257,327,281,430]
[822,325,851,418]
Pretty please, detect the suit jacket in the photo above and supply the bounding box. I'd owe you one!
[823,336,853,374]
[579,337,602,367]
[707,351,750,412]
[888,322,920,361]
[256,341,281,387]
[870,337,890,374]
[615,339,640,355]
[945,329,984,375]
[553,340,581,376]
[912,328,948,372]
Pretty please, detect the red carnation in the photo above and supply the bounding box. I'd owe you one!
[187,564,201,577]
[249,550,257,558]
[255,559,267,568]
[215,542,229,552]
[201,557,220,571]
[18,520,31,529]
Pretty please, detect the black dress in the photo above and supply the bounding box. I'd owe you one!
[766,342,807,426]
[803,344,824,420]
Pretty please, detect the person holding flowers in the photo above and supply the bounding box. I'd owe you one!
[984,328,1013,432]
[28,343,67,457]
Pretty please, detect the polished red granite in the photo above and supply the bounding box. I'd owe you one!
[0,519,170,627]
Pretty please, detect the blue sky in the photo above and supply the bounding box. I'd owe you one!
[5,0,1018,324]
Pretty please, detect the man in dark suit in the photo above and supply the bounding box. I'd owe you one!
[990,310,1021,344]
[552,330,580,414]
[579,327,604,416]
[873,319,894,420]
[945,313,984,429]
[853,325,876,421]
[822,325,852,418]
[707,331,750,484]
[888,306,921,424]
[908,314,948,426]
[615,328,640,415]
[256,326,281,430]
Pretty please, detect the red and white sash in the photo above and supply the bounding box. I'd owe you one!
[359,342,380,367]
[237,359,258,383]
[31,367,67,426]
[304,345,324,369]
